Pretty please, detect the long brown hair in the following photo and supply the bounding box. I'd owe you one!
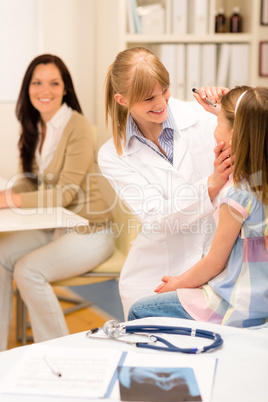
[16,54,82,174]
[105,47,170,155]
[230,87,268,203]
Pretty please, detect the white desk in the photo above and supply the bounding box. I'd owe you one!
[0,176,89,231]
[0,317,267,402]
[0,207,89,232]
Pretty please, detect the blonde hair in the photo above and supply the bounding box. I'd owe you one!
[226,86,268,204]
[105,47,170,155]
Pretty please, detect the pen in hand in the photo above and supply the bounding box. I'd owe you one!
[192,88,217,107]
[43,356,62,377]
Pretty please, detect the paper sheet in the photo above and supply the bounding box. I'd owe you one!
[0,345,122,399]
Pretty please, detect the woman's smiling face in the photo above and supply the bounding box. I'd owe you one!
[129,83,170,126]
[28,63,66,122]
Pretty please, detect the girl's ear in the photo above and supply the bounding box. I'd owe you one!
[114,93,128,107]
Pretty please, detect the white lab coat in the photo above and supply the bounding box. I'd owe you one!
[98,97,217,318]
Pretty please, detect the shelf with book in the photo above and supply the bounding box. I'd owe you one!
[125,0,254,102]
[95,0,267,149]
[126,0,253,36]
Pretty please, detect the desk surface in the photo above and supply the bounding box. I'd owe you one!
[0,317,267,402]
[0,177,88,231]
[0,207,88,232]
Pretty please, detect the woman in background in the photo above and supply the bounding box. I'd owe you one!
[0,54,114,350]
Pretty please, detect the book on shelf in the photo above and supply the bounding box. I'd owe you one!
[127,0,135,33]
[188,0,209,34]
[172,0,187,34]
[216,43,231,87]
[201,44,217,87]
[217,43,250,90]
[175,44,186,99]
[186,44,201,101]
[137,3,165,34]
[127,0,142,33]
[229,44,249,88]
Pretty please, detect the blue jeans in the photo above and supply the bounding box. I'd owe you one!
[128,291,194,321]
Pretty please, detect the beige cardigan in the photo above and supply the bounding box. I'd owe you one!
[13,112,113,231]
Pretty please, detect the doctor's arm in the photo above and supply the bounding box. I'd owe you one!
[155,204,243,293]
[207,141,234,202]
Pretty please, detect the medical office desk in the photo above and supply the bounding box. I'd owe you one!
[0,176,89,232]
[0,177,90,344]
[0,205,89,344]
[0,206,89,232]
[0,317,267,402]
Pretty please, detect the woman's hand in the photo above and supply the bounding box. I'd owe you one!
[154,275,182,294]
[193,86,229,115]
[208,141,234,201]
[0,190,22,209]
[0,190,8,209]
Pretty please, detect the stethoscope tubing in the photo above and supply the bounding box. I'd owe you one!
[86,323,223,354]
[125,325,223,353]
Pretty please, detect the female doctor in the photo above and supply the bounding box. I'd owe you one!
[98,47,231,318]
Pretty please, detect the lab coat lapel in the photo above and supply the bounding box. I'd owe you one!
[130,136,189,171]
[123,137,172,170]
[173,132,188,170]
[140,147,171,170]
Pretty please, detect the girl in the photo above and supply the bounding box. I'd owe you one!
[98,46,231,318]
[0,54,114,350]
[128,86,268,328]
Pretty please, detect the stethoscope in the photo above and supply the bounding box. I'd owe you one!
[86,320,223,354]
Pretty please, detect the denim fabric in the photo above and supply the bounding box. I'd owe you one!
[128,291,194,321]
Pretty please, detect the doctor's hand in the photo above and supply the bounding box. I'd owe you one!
[193,86,229,115]
[208,141,234,202]
[154,276,182,294]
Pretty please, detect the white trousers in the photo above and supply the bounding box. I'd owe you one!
[0,228,114,350]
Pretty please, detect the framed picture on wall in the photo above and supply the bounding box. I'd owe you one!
[261,0,268,25]
[259,42,268,76]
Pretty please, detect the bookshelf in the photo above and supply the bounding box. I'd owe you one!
[95,0,268,146]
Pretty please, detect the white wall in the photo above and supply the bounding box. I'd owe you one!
[0,0,95,180]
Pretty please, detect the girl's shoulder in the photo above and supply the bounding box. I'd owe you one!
[218,178,259,217]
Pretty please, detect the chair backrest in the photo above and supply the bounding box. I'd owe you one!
[112,198,141,256]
